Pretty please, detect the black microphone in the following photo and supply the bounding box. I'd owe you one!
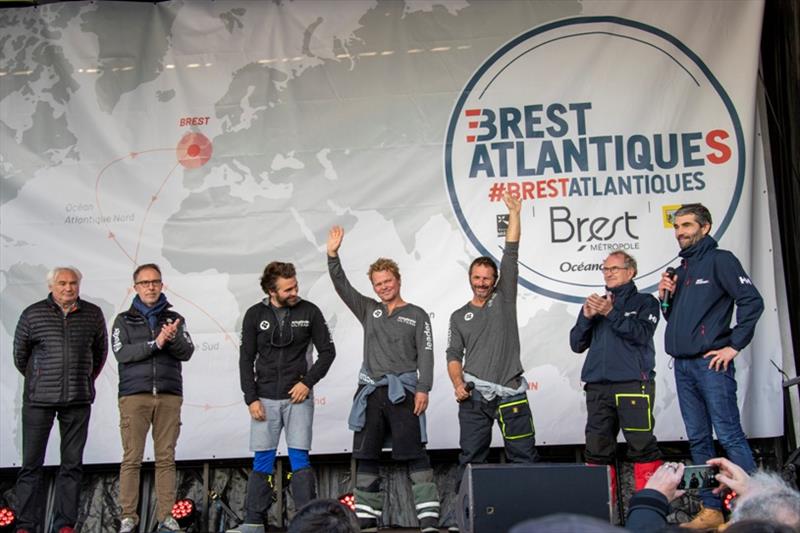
[661,267,677,311]
[458,381,475,403]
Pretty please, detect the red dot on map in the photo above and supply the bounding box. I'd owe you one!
[177,133,212,169]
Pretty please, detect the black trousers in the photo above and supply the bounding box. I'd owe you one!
[353,386,426,461]
[584,381,661,464]
[15,403,91,532]
[457,391,538,487]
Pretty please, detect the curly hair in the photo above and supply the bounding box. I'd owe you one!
[367,257,400,282]
[260,261,296,293]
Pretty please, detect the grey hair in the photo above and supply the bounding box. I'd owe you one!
[674,203,713,228]
[47,266,83,286]
[607,251,638,277]
[731,471,800,528]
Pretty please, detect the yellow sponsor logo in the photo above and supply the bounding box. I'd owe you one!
[662,204,682,228]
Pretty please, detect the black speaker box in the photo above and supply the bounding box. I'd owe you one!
[456,463,612,532]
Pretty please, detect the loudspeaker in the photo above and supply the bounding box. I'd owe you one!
[456,463,611,533]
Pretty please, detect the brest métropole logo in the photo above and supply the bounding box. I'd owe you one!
[444,16,745,303]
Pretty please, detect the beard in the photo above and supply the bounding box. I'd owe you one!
[276,294,300,307]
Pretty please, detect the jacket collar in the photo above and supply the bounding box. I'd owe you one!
[128,295,172,316]
[679,234,718,261]
[46,293,80,314]
[606,280,637,299]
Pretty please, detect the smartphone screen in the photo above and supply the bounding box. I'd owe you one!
[678,465,719,490]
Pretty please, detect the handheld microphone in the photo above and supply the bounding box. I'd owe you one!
[458,381,475,403]
[661,267,677,311]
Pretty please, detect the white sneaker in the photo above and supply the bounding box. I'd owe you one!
[119,518,136,533]
[158,516,181,532]
[225,525,265,533]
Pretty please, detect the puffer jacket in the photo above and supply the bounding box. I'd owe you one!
[13,295,108,406]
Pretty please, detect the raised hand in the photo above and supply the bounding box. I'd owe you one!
[503,192,521,214]
[327,225,344,257]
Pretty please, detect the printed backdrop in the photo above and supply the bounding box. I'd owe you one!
[0,0,785,467]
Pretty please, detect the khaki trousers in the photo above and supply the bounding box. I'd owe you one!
[118,393,182,523]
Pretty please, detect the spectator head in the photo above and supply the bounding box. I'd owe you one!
[509,513,622,533]
[724,519,797,533]
[287,499,359,533]
[731,472,800,529]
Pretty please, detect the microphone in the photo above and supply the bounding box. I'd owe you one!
[661,267,677,311]
[458,381,475,403]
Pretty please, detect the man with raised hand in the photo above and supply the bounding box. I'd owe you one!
[13,266,107,533]
[446,193,539,498]
[112,263,194,533]
[231,261,335,533]
[327,227,440,533]
[657,203,764,530]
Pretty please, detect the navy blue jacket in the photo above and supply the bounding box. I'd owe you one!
[569,281,660,383]
[625,488,670,532]
[112,302,194,397]
[664,236,763,358]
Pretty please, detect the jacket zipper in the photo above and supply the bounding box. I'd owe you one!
[62,311,70,403]
[152,322,158,396]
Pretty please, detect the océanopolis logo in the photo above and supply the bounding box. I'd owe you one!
[444,16,744,303]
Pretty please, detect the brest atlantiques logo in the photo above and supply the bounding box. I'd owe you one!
[444,17,744,303]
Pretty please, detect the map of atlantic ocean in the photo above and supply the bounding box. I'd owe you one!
[2,0,712,466]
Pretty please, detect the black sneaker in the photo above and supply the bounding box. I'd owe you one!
[358,516,378,532]
[420,515,440,532]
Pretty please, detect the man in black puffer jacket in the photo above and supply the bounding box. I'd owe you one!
[13,266,108,533]
[112,263,194,533]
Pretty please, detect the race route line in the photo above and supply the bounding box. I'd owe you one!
[93,132,240,411]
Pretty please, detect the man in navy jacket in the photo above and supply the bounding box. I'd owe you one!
[113,264,194,533]
[658,203,764,530]
[570,251,662,498]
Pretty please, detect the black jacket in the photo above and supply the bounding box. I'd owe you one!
[112,303,194,397]
[625,488,670,532]
[14,295,108,406]
[664,236,764,358]
[239,298,335,405]
[570,281,660,383]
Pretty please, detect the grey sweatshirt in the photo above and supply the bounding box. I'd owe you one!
[328,256,434,392]
[446,241,524,388]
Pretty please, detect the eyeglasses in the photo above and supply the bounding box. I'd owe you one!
[135,279,163,287]
[601,266,630,274]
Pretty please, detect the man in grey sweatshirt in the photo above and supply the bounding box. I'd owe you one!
[446,193,539,490]
[327,226,440,533]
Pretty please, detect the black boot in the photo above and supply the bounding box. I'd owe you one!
[290,467,317,510]
[243,471,275,524]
